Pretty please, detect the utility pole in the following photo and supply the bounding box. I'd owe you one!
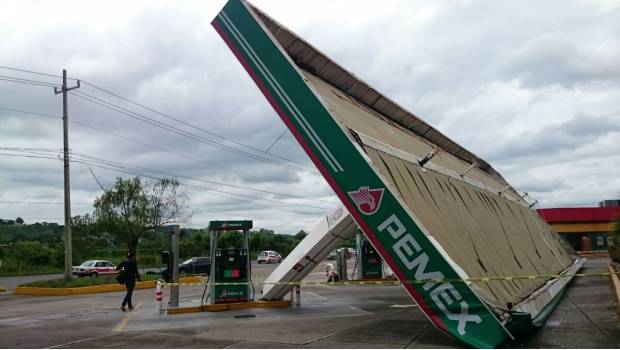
[167,224,180,307]
[54,69,80,280]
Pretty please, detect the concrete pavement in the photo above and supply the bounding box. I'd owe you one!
[0,257,618,348]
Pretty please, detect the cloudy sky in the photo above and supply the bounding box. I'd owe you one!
[1,0,619,233]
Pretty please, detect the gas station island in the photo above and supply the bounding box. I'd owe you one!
[150,0,589,348]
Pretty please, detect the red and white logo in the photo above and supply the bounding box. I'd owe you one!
[347,186,384,215]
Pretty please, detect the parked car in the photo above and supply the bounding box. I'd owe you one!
[72,260,117,277]
[326,248,352,260]
[326,250,337,260]
[257,251,282,264]
[161,257,211,282]
[180,257,211,275]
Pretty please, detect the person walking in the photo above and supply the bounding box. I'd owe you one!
[116,252,140,312]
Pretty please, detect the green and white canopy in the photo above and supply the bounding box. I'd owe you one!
[212,1,583,347]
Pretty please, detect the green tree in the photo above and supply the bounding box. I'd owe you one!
[13,241,53,273]
[72,214,116,261]
[15,217,24,224]
[218,231,244,249]
[94,177,190,255]
[294,230,307,241]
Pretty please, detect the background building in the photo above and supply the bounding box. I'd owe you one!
[537,200,620,251]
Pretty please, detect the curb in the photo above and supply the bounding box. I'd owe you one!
[14,276,202,296]
[608,263,620,316]
[578,251,610,258]
[166,299,291,314]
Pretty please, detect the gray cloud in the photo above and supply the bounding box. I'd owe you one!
[1,0,619,232]
[487,112,620,162]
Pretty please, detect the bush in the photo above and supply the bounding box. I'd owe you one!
[138,254,157,267]
[20,273,160,288]
[611,217,620,263]
[610,246,620,264]
[14,241,53,266]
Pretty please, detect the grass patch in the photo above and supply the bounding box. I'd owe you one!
[0,266,63,277]
[20,273,161,288]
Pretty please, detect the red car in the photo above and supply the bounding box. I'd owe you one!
[72,260,117,277]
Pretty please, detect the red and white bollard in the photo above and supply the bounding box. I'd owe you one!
[155,280,163,314]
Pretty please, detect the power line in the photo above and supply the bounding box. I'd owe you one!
[71,90,318,175]
[70,156,329,210]
[78,80,313,170]
[265,128,288,153]
[0,200,92,206]
[72,89,317,173]
[0,151,328,217]
[0,152,59,161]
[0,76,58,89]
[0,106,59,120]
[0,106,336,203]
[0,66,71,80]
[0,106,267,172]
[0,146,60,153]
[69,150,334,205]
[0,66,315,172]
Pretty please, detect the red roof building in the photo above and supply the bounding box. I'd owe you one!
[537,203,620,251]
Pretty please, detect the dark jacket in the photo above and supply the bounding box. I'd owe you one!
[116,259,140,283]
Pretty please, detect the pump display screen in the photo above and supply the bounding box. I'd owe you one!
[214,248,249,303]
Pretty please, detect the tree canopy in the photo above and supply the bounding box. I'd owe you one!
[93,177,190,254]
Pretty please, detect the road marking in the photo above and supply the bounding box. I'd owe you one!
[348,305,373,315]
[389,304,418,308]
[314,283,336,290]
[306,291,327,300]
[113,302,142,333]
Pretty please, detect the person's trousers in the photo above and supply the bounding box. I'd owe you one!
[122,280,135,307]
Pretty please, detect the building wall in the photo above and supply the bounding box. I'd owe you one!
[539,206,619,252]
[557,232,612,251]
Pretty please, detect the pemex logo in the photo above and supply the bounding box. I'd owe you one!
[348,186,385,215]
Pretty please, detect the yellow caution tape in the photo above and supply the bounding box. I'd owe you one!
[159,271,620,287]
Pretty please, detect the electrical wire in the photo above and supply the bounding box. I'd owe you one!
[69,153,329,210]
[77,80,314,170]
[0,152,59,161]
[69,150,331,206]
[0,66,317,174]
[0,76,59,88]
[69,157,328,211]
[264,128,288,153]
[0,200,92,206]
[70,90,318,175]
[0,150,327,212]
[0,107,335,204]
[0,106,59,120]
[0,66,70,80]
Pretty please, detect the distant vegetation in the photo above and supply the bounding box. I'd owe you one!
[20,273,161,288]
[0,176,314,276]
[0,217,309,276]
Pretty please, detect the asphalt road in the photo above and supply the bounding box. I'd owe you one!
[0,257,618,348]
[0,267,161,291]
[0,273,64,291]
[0,261,285,292]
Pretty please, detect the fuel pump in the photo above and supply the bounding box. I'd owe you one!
[207,220,253,305]
[355,232,383,280]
